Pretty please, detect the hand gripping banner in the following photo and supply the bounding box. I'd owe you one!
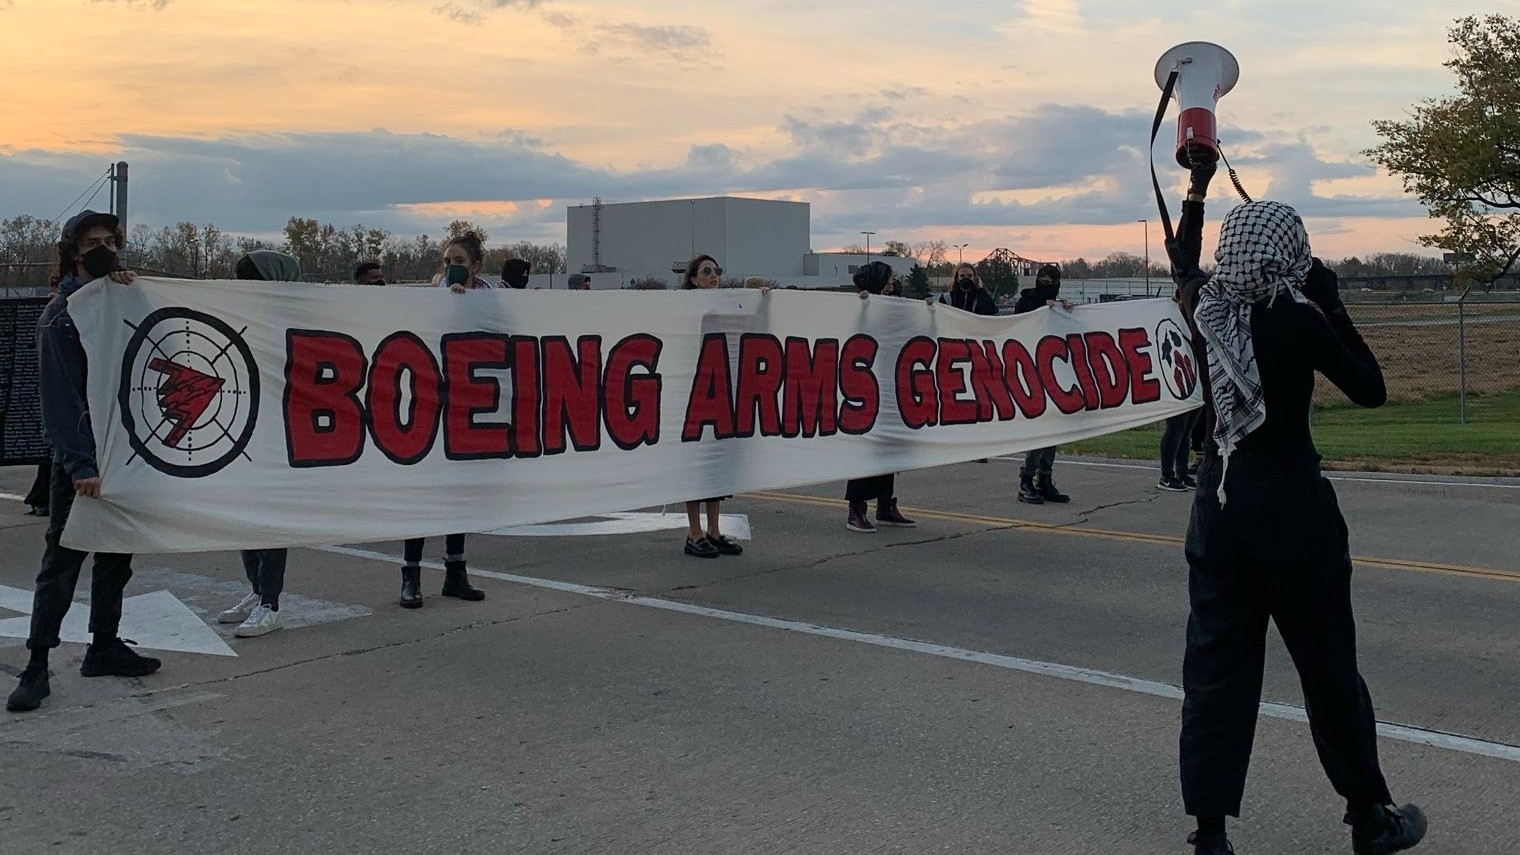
[62,279,1201,552]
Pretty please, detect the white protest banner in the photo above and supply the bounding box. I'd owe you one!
[62,279,1202,553]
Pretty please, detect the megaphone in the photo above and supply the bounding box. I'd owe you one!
[1154,41,1239,168]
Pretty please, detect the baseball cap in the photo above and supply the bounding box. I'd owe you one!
[567,273,588,288]
[61,209,120,241]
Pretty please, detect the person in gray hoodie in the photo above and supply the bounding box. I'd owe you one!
[216,250,303,639]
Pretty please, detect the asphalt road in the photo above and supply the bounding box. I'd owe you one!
[1,457,1517,855]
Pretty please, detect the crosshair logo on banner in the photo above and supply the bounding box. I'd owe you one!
[119,307,259,478]
[1155,318,1198,401]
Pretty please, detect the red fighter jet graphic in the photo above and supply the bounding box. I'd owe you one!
[147,358,225,447]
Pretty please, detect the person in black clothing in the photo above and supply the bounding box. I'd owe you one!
[845,261,918,533]
[501,257,531,289]
[1173,181,1427,854]
[7,210,161,714]
[24,461,50,516]
[1012,264,1073,505]
[1158,351,1203,493]
[939,263,999,315]
[354,261,385,285]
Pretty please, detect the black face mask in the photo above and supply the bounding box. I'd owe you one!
[80,245,119,279]
[1035,281,1059,298]
[957,277,976,291]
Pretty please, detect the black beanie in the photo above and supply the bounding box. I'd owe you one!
[1037,264,1061,284]
[852,260,894,294]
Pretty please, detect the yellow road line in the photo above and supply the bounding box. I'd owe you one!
[743,491,1520,584]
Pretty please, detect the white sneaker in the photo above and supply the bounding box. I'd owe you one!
[234,604,281,638]
[217,591,261,624]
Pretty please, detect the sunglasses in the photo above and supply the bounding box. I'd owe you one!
[699,265,723,276]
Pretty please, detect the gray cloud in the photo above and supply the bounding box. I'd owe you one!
[539,8,713,64]
[0,101,1418,251]
[603,22,710,58]
[90,0,171,8]
[432,0,544,22]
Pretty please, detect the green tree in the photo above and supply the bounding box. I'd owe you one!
[976,257,1018,298]
[1061,257,1093,280]
[907,263,931,299]
[1367,14,1520,286]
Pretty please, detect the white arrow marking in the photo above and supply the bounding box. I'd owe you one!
[0,584,34,613]
[0,585,237,658]
[484,512,750,539]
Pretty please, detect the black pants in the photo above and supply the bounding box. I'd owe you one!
[845,474,895,504]
[24,460,50,508]
[404,534,466,564]
[1019,446,1056,481]
[1180,453,1392,817]
[239,549,288,610]
[1161,410,1202,480]
[26,464,134,651]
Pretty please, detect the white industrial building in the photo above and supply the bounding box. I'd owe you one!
[564,196,914,290]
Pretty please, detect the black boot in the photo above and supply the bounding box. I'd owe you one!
[1036,474,1070,503]
[441,560,485,601]
[80,638,161,678]
[1186,830,1234,854]
[1347,803,1427,855]
[399,565,423,609]
[6,664,50,713]
[1017,476,1045,505]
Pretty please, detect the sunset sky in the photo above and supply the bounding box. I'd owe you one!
[0,0,1500,264]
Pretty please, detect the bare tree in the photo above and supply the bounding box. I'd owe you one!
[913,239,948,268]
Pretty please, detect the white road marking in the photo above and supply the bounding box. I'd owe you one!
[318,545,1520,765]
[0,585,237,657]
[1002,458,1520,490]
[484,512,751,539]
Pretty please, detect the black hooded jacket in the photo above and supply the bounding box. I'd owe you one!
[939,286,998,315]
[1015,264,1063,315]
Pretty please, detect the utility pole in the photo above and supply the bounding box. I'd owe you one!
[1138,219,1150,295]
[112,161,129,259]
[861,231,875,267]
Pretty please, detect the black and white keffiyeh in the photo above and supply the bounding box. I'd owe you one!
[1193,200,1313,502]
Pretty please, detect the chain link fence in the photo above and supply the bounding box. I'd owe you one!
[1326,297,1520,420]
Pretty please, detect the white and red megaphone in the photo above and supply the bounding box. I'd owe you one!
[1154,41,1239,168]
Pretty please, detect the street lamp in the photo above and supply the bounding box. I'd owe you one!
[861,231,875,266]
[953,243,969,265]
[188,236,200,279]
[1137,219,1150,295]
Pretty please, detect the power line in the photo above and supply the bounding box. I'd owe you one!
[81,174,110,213]
[51,168,113,226]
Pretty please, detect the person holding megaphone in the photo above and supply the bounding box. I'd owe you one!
[1168,160,1427,855]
